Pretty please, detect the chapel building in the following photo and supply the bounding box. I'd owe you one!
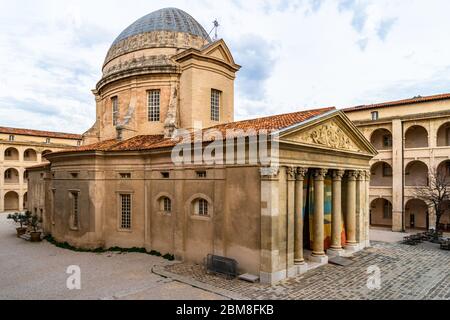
[27,8,376,284]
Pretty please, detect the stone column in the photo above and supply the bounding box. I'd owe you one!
[260,167,283,285]
[345,170,358,250]
[365,170,371,247]
[311,169,328,263]
[392,119,404,232]
[329,170,345,255]
[286,167,296,277]
[356,170,365,244]
[294,168,307,265]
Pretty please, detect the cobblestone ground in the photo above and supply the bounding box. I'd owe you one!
[165,242,450,300]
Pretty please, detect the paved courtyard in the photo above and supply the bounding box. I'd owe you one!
[1,213,449,300]
[161,233,450,300]
[0,214,223,300]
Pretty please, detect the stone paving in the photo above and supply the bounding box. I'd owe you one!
[163,241,450,300]
[0,214,223,300]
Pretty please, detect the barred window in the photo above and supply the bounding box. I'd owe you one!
[148,90,160,122]
[120,194,132,230]
[196,199,209,216]
[70,192,79,229]
[112,96,119,126]
[163,197,172,212]
[211,89,221,122]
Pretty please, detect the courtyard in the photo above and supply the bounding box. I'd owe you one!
[0,214,449,300]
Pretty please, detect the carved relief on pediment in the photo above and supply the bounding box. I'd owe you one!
[283,120,361,152]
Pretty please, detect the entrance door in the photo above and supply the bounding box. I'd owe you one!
[410,214,415,229]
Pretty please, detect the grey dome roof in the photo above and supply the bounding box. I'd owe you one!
[112,8,212,45]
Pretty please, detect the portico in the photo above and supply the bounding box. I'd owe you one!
[259,111,377,284]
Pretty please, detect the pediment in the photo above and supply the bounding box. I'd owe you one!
[201,40,236,65]
[279,112,377,155]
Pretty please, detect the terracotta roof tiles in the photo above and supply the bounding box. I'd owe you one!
[51,107,335,154]
[344,93,450,112]
[0,126,82,140]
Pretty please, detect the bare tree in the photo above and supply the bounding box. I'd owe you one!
[414,167,450,233]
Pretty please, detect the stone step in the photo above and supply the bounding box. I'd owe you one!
[20,234,31,241]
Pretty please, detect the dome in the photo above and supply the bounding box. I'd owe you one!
[112,8,212,46]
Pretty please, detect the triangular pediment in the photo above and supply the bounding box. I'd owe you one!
[279,111,378,156]
[201,40,236,65]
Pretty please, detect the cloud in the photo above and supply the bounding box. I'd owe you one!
[377,18,398,41]
[230,34,277,100]
[1,0,450,133]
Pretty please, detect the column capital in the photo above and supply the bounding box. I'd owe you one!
[286,166,297,181]
[260,166,280,179]
[332,169,345,181]
[356,170,366,181]
[347,170,358,181]
[296,167,308,180]
[313,168,328,181]
[364,170,371,180]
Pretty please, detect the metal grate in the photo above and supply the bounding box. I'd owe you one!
[206,254,238,279]
[148,90,161,122]
[211,89,221,122]
[120,194,131,229]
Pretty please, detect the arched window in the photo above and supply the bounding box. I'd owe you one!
[437,122,450,147]
[4,147,19,160]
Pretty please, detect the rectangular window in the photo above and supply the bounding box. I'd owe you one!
[120,194,132,230]
[112,96,119,126]
[371,111,379,121]
[70,192,79,230]
[196,171,207,178]
[198,199,209,216]
[9,135,14,141]
[148,90,160,122]
[383,135,392,148]
[45,138,51,144]
[161,172,170,179]
[211,89,221,122]
[164,198,172,212]
[119,173,132,179]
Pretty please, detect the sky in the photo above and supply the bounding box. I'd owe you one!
[1,0,450,134]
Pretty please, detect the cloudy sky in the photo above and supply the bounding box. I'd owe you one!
[1,0,450,134]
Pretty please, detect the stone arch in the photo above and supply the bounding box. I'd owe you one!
[405,199,429,230]
[437,160,450,183]
[405,161,428,186]
[370,161,393,186]
[4,147,19,161]
[405,125,428,148]
[4,168,19,184]
[4,191,19,211]
[370,128,392,150]
[370,198,393,227]
[436,122,450,147]
[24,148,37,161]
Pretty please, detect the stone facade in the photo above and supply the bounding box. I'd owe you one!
[0,129,81,212]
[345,95,450,232]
